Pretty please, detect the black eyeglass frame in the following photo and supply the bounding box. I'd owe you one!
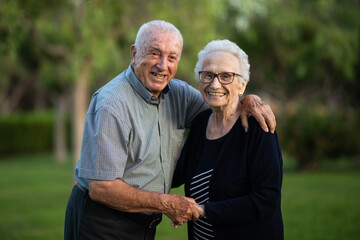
[198,71,243,85]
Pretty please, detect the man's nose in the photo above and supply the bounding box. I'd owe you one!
[156,57,168,70]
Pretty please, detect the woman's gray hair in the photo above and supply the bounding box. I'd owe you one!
[194,39,250,83]
[134,20,183,57]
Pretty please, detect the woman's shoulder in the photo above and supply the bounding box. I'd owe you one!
[187,109,212,137]
[193,109,212,124]
[247,116,271,132]
[246,116,280,144]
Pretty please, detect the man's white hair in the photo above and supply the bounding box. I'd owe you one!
[134,20,183,57]
[194,39,250,83]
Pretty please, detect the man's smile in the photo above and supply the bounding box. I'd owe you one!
[151,72,166,80]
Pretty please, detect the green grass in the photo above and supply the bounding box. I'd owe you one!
[0,155,359,239]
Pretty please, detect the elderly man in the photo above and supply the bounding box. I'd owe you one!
[64,20,276,240]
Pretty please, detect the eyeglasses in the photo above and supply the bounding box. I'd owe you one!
[198,71,243,85]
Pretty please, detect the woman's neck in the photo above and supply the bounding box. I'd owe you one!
[206,99,241,140]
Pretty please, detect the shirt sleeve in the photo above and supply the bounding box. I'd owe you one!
[184,83,209,129]
[76,103,130,181]
[204,121,283,225]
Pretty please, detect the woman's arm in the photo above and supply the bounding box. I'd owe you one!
[171,138,189,188]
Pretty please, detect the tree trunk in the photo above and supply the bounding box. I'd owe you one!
[54,93,68,163]
[72,58,92,168]
[1,79,29,115]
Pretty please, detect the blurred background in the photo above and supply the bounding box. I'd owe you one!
[0,0,359,239]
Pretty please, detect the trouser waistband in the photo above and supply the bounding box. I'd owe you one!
[75,183,162,228]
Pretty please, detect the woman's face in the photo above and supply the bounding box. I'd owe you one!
[199,51,246,109]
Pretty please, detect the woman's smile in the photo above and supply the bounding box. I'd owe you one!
[207,91,226,97]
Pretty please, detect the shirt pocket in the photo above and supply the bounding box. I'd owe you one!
[171,129,185,159]
[168,129,185,175]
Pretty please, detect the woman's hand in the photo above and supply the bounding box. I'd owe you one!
[194,204,205,217]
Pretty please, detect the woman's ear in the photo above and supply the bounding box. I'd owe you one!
[238,78,247,96]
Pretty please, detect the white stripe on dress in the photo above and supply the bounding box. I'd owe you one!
[190,168,215,239]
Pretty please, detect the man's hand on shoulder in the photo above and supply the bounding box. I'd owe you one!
[240,94,276,133]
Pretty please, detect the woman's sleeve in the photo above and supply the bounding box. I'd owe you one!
[171,138,189,188]
[204,124,283,225]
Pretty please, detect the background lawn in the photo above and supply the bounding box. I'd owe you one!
[0,155,359,240]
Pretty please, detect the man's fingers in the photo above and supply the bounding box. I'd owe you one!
[255,115,269,133]
[240,110,249,133]
[164,194,198,224]
[261,104,276,133]
[265,109,276,133]
[240,95,277,134]
[171,221,178,229]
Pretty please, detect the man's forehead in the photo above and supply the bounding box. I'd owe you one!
[148,44,181,55]
[147,36,182,54]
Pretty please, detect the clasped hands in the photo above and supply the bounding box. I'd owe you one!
[160,194,205,229]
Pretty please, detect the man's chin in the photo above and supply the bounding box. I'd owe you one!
[149,82,168,92]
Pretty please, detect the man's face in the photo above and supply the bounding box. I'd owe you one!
[131,32,182,97]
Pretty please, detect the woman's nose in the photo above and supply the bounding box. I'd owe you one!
[210,75,222,87]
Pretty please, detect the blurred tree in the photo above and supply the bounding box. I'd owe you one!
[2,0,358,169]
[67,0,224,165]
[220,0,360,169]
[147,0,224,86]
[223,0,360,109]
[0,0,72,162]
[65,0,133,165]
[0,0,224,165]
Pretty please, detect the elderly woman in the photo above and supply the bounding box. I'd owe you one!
[172,40,283,240]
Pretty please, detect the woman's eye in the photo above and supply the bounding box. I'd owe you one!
[205,73,213,78]
[222,74,231,80]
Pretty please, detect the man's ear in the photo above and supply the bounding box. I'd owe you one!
[130,45,136,64]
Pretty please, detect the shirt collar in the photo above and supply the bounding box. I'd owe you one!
[125,65,170,105]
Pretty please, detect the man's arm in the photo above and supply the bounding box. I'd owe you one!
[88,179,200,225]
[183,85,276,133]
[240,94,276,133]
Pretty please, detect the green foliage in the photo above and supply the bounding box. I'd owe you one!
[224,0,360,104]
[0,0,225,110]
[0,112,54,156]
[147,0,224,86]
[0,0,359,167]
[278,106,360,170]
[1,0,358,104]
